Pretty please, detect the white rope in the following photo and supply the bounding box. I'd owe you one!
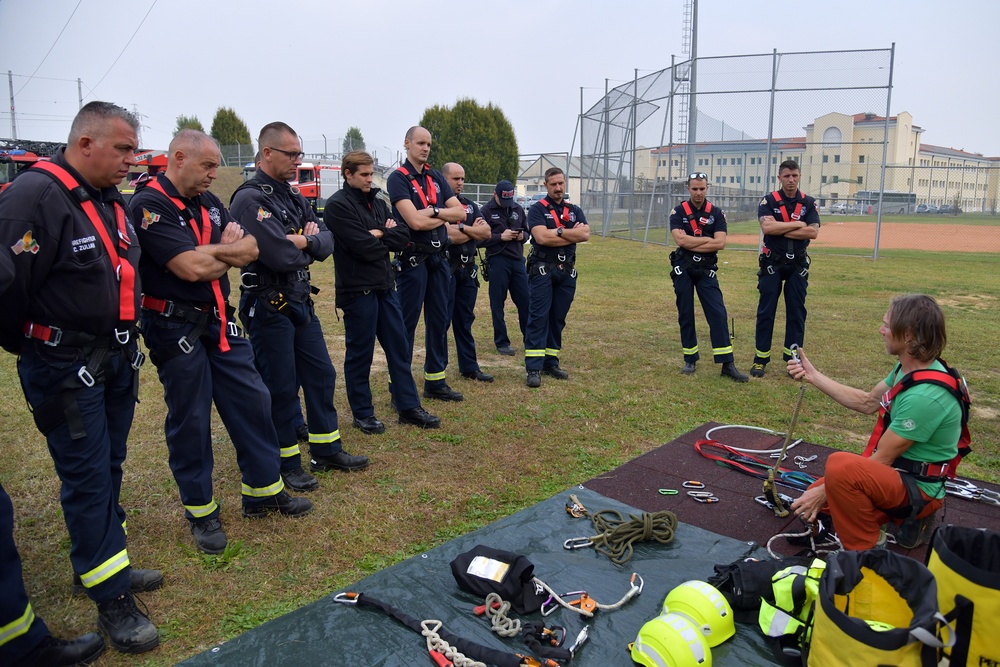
[705,423,803,456]
[420,620,487,667]
[766,525,843,560]
[483,593,520,637]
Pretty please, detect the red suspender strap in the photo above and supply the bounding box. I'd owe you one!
[681,200,713,236]
[863,367,963,458]
[146,179,230,352]
[31,161,136,322]
[539,198,569,228]
[772,191,804,222]
[396,166,437,208]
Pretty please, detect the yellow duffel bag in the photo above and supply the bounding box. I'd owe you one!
[807,549,953,666]
[926,524,1000,667]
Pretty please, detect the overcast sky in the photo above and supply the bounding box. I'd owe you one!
[2,0,998,163]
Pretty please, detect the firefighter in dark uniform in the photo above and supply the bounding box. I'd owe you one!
[231,122,368,485]
[441,162,493,382]
[751,159,821,377]
[480,180,529,356]
[131,130,312,557]
[669,173,749,382]
[0,244,107,666]
[524,167,590,388]
[386,126,468,402]
[0,102,159,654]
[326,151,440,432]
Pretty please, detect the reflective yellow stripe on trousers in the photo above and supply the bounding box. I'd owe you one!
[0,602,34,648]
[79,548,130,589]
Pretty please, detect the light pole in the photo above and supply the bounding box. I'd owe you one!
[322,134,327,158]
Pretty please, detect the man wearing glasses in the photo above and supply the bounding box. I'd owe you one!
[231,123,368,492]
[387,126,467,402]
[751,159,821,377]
[668,173,748,382]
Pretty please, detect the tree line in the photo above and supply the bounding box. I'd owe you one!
[175,98,520,183]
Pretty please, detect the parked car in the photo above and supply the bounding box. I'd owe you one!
[938,204,962,215]
[515,195,532,209]
[916,204,939,214]
[829,203,849,214]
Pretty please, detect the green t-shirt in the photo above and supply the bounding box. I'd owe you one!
[883,360,962,498]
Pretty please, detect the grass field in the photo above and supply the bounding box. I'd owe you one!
[1,237,997,665]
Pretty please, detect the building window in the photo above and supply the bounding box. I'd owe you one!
[821,176,827,184]
[859,155,865,164]
[717,159,723,166]
[857,176,863,184]
[834,155,841,163]
[730,177,735,183]
[737,158,742,165]
[736,176,741,183]
[772,157,777,164]
[833,176,839,183]
[822,155,829,163]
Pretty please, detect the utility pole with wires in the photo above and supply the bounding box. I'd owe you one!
[7,71,17,141]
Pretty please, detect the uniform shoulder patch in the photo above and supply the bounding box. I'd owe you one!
[11,230,40,255]
[257,206,272,221]
[141,208,160,229]
[759,198,767,206]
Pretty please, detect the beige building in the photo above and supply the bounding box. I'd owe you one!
[624,111,999,213]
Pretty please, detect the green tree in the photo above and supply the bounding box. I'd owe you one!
[342,126,366,153]
[417,98,519,184]
[210,107,252,146]
[174,114,204,134]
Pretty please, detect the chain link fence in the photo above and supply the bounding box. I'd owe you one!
[574,47,1000,257]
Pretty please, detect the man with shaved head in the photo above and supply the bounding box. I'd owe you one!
[387,126,468,407]
[0,101,159,654]
[440,162,493,383]
[131,129,312,557]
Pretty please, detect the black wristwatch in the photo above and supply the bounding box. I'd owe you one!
[458,222,465,232]
[432,206,440,218]
[556,227,564,237]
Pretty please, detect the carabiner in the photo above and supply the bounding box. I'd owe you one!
[333,592,359,605]
[563,536,594,550]
[629,572,644,594]
[687,490,714,498]
[693,496,720,504]
[658,488,679,495]
[682,480,705,489]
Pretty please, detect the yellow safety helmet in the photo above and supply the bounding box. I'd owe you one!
[661,580,735,647]
[630,612,712,667]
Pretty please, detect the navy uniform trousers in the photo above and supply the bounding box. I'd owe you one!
[486,254,529,350]
[140,314,284,520]
[241,297,343,470]
[672,265,734,364]
[0,482,49,663]
[341,288,421,416]
[396,253,451,389]
[17,347,134,603]
[525,267,576,372]
[448,265,482,375]
[755,262,808,363]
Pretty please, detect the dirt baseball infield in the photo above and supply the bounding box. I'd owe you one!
[727,221,998,253]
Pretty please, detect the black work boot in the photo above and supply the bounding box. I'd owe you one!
[721,362,749,382]
[526,371,542,388]
[309,451,369,472]
[73,568,163,597]
[281,466,320,491]
[423,383,464,401]
[398,406,441,428]
[12,632,105,667]
[749,361,767,378]
[542,365,569,380]
[681,361,696,375]
[242,491,314,519]
[96,592,159,654]
[191,517,227,555]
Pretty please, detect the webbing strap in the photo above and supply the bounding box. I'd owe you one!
[771,190,804,223]
[31,161,136,321]
[146,178,230,352]
[396,166,437,208]
[539,198,570,228]
[680,200,713,236]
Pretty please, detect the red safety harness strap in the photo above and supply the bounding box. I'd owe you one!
[863,361,970,480]
[680,200,713,236]
[770,190,804,222]
[396,166,437,208]
[539,198,570,228]
[31,161,136,322]
[145,179,230,352]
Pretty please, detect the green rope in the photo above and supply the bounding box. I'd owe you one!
[585,509,678,565]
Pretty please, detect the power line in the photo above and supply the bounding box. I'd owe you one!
[14,0,83,97]
[85,0,158,100]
